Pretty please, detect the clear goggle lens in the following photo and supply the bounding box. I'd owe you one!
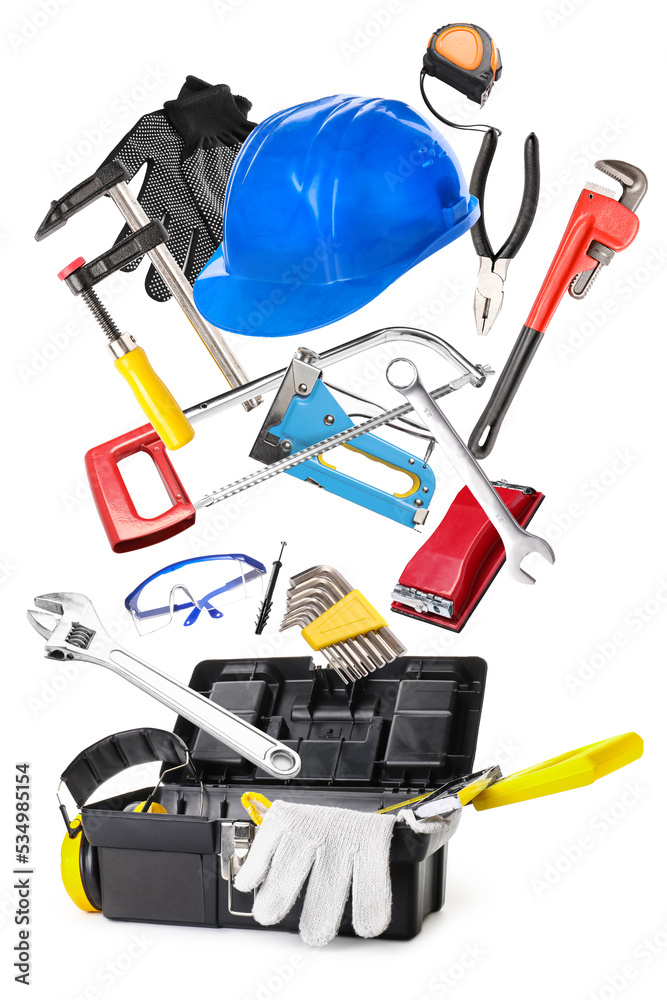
[127,556,265,636]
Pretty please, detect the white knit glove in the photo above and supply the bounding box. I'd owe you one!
[234,799,397,946]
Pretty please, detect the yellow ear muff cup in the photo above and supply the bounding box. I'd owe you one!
[124,800,168,814]
[60,816,101,913]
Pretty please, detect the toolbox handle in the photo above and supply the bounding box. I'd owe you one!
[85,424,196,553]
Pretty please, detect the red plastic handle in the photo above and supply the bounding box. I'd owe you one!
[85,424,196,553]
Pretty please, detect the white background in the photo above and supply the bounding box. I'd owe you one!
[2,1,666,998]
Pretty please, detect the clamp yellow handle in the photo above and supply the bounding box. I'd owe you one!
[114,347,194,451]
[472,733,643,811]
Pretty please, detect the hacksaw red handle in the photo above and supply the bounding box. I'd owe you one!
[85,423,196,553]
[526,188,640,333]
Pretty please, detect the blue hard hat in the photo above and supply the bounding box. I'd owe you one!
[193,94,479,337]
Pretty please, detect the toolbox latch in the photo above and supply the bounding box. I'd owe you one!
[219,820,256,917]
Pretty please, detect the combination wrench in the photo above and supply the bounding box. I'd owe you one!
[27,593,301,779]
[386,360,555,585]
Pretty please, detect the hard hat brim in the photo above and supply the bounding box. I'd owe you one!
[193,204,479,338]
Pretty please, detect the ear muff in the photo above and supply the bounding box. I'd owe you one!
[58,728,195,914]
[60,816,101,912]
[124,800,169,814]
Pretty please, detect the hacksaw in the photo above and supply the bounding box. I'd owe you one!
[83,327,492,552]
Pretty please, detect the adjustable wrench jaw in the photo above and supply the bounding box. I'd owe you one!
[27,593,113,665]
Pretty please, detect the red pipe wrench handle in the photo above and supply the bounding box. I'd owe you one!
[85,424,196,553]
[470,188,640,459]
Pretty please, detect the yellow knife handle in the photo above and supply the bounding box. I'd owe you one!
[472,733,644,811]
[114,347,194,451]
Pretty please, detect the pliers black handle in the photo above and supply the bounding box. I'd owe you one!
[469,132,540,334]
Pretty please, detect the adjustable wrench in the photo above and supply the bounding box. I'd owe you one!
[468,159,647,458]
[386,360,554,584]
[27,593,301,779]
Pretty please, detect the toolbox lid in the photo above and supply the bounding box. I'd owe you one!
[171,656,486,791]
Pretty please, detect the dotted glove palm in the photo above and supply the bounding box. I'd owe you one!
[100,75,255,301]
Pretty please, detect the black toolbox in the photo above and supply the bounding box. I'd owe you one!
[77,655,486,939]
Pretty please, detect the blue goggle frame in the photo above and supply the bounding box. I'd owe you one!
[125,553,266,628]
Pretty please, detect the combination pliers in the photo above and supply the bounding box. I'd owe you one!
[470,130,540,335]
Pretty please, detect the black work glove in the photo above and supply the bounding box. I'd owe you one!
[100,75,256,302]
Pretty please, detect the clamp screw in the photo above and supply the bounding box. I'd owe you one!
[81,289,122,342]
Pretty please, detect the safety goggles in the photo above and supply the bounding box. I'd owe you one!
[125,554,266,636]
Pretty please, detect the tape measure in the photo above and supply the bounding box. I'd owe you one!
[423,23,501,107]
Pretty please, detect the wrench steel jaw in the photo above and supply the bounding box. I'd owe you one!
[595,159,648,213]
[499,528,555,585]
[27,593,113,665]
[386,359,555,586]
[571,160,648,299]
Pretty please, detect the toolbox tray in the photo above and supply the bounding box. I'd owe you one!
[81,655,486,939]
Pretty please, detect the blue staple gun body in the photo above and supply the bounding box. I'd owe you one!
[249,355,435,528]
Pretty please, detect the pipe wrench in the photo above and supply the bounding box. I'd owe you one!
[27,593,301,780]
[469,159,647,458]
[83,327,492,552]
